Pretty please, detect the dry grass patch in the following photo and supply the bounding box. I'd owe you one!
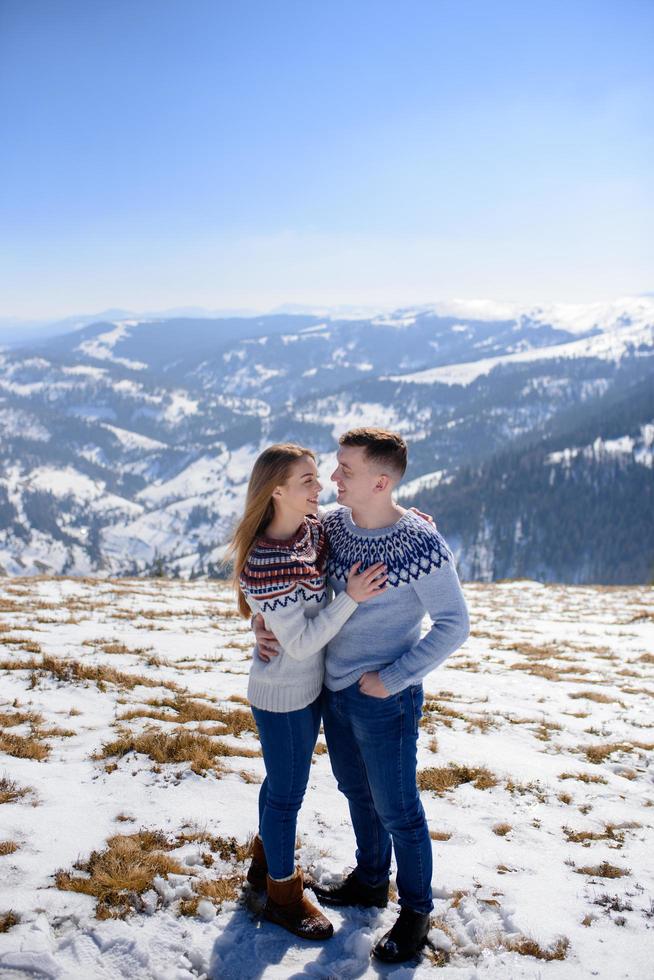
[0,840,19,855]
[465,712,498,733]
[0,708,43,727]
[0,910,20,932]
[0,635,36,646]
[430,829,452,841]
[0,655,182,694]
[420,698,468,728]
[504,777,549,802]
[175,829,251,862]
[101,642,152,656]
[492,822,512,836]
[118,697,255,735]
[510,662,563,681]
[559,771,608,784]
[593,893,633,912]
[503,935,569,961]
[574,861,630,878]
[0,774,31,804]
[581,740,654,764]
[568,691,625,706]
[562,821,640,846]
[636,653,654,665]
[534,720,563,742]
[96,728,257,774]
[0,731,50,761]
[418,763,498,794]
[179,875,242,916]
[630,611,654,623]
[504,641,560,661]
[56,830,188,919]
[38,725,75,738]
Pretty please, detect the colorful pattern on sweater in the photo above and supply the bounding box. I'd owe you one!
[322,507,450,587]
[240,515,328,613]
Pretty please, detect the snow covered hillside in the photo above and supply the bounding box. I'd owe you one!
[0,297,652,581]
[0,577,652,978]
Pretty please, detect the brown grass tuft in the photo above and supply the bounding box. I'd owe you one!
[504,778,548,802]
[429,830,452,841]
[0,731,50,761]
[559,771,607,784]
[0,774,30,804]
[96,728,257,774]
[118,697,256,735]
[0,654,183,693]
[504,935,569,960]
[492,822,512,836]
[510,662,562,681]
[0,910,20,932]
[418,763,498,794]
[0,840,19,856]
[56,831,187,918]
[574,861,630,878]
[581,740,654,764]
[568,691,625,705]
[0,708,43,727]
[562,822,640,845]
[175,830,251,862]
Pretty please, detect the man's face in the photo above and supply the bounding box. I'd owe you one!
[330,445,382,510]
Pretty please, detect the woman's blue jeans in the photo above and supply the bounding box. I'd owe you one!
[251,697,321,880]
[321,681,433,915]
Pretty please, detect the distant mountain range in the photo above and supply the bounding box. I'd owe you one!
[0,297,651,583]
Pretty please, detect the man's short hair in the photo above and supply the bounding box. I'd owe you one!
[338,427,408,479]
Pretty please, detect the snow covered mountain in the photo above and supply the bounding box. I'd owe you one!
[0,297,652,581]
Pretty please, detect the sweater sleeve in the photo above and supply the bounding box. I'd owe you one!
[245,587,358,662]
[377,555,470,695]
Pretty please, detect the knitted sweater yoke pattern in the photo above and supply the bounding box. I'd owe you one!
[239,515,328,613]
[322,508,450,586]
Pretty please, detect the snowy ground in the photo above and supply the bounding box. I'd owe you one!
[0,576,652,980]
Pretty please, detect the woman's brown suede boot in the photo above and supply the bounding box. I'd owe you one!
[264,868,334,940]
[246,834,267,891]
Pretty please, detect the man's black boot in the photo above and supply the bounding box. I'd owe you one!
[309,870,389,909]
[372,907,431,963]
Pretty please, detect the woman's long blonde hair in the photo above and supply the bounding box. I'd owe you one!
[228,443,316,618]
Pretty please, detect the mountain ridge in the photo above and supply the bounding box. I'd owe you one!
[0,298,651,582]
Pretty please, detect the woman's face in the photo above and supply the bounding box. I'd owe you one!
[274,455,322,519]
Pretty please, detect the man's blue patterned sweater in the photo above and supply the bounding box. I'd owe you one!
[321,507,470,695]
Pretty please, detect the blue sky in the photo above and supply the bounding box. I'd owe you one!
[1,0,652,318]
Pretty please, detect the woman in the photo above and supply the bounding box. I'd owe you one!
[229,443,387,941]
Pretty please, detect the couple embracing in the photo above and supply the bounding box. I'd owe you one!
[229,427,470,964]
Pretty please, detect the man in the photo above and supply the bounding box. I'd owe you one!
[253,427,470,963]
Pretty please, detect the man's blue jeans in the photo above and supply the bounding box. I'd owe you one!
[321,681,433,915]
[251,697,321,880]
